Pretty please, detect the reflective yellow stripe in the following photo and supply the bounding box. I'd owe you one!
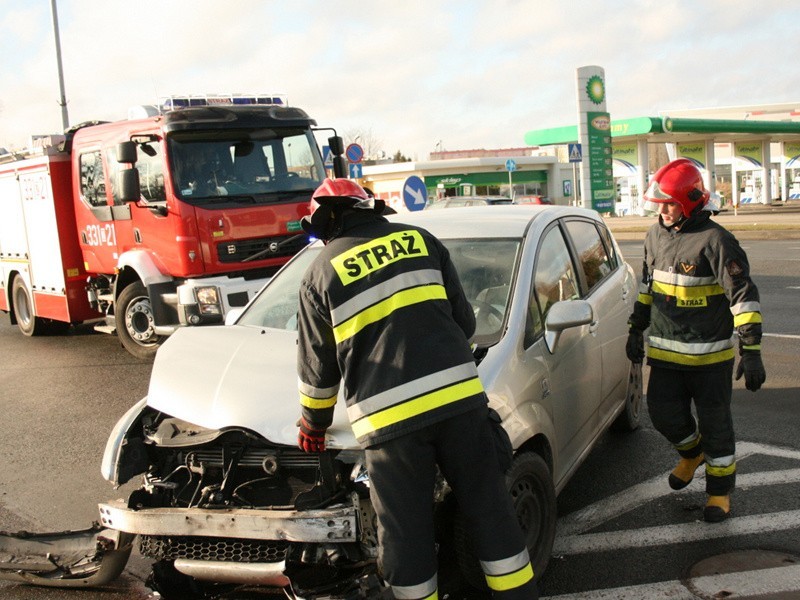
[299,393,338,410]
[351,377,483,439]
[651,281,725,299]
[648,346,735,366]
[676,434,701,452]
[485,562,534,592]
[707,463,736,477]
[742,344,761,351]
[637,292,653,305]
[333,285,447,343]
[734,312,762,326]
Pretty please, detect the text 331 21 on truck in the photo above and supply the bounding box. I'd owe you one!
[0,94,347,358]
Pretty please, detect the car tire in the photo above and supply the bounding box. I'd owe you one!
[454,452,557,589]
[611,361,643,433]
[116,282,162,360]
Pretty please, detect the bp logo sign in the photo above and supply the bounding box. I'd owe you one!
[586,75,605,105]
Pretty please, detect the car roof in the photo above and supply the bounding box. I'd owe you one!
[388,205,600,239]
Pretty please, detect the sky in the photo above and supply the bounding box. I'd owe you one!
[1,0,798,160]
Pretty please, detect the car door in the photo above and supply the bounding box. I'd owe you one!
[562,218,632,422]
[523,221,603,483]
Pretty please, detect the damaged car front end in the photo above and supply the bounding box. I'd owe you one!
[96,320,385,598]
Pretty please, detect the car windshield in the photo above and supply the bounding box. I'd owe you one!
[167,128,325,206]
[237,238,520,342]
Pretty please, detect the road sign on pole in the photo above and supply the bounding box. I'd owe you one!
[505,159,517,172]
[346,143,364,164]
[403,176,427,211]
[349,163,363,179]
[568,143,583,163]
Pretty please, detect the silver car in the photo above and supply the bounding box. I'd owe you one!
[0,205,642,598]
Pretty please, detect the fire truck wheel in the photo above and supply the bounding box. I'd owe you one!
[11,276,46,336]
[117,282,162,360]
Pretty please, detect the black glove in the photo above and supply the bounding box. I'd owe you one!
[297,417,327,453]
[626,329,645,364]
[735,349,766,392]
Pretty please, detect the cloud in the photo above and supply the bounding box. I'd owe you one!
[1,0,799,157]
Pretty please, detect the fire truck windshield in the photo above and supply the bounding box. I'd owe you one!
[168,128,325,204]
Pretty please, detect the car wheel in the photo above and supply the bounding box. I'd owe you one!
[611,361,643,433]
[116,282,162,360]
[454,452,557,589]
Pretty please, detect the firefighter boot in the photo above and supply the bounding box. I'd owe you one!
[668,453,705,490]
[704,494,731,523]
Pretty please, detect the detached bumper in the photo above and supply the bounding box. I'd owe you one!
[98,499,358,543]
[0,525,133,587]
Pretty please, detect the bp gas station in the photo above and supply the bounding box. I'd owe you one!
[362,67,800,215]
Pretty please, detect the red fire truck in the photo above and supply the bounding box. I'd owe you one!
[0,94,346,358]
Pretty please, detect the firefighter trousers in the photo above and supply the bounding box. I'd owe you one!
[365,406,538,599]
[646,363,736,496]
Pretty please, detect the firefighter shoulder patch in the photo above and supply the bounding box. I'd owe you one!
[680,262,696,276]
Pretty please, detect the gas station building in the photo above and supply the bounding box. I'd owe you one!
[361,102,800,215]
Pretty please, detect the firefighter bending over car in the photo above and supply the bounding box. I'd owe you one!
[295,178,538,599]
[627,158,766,523]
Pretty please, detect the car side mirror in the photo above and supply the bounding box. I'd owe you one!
[544,299,593,354]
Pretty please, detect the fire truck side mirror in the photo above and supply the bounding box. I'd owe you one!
[118,169,141,203]
[327,136,344,156]
[116,141,138,165]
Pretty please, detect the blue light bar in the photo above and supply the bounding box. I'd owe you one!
[159,94,287,111]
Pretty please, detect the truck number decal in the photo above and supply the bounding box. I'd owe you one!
[85,223,117,247]
[20,173,48,202]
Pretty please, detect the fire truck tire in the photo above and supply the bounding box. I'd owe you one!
[453,451,556,589]
[11,276,47,336]
[117,282,162,360]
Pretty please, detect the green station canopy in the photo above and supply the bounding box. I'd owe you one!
[524,117,800,146]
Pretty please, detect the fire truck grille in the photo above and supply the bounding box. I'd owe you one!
[217,234,309,263]
[139,534,289,563]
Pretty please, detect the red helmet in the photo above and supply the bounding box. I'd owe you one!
[644,158,710,218]
[302,178,376,239]
[310,178,373,211]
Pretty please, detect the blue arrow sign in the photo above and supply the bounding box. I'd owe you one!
[349,163,363,179]
[505,159,517,172]
[403,176,427,212]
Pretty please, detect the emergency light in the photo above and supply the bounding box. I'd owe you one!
[159,94,287,112]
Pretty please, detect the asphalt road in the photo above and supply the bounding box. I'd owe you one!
[0,237,798,599]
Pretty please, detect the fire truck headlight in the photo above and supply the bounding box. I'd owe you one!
[195,286,222,314]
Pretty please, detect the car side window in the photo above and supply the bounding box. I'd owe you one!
[524,225,580,347]
[565,219,616,295]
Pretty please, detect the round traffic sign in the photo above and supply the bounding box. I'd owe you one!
[346,143,364,164]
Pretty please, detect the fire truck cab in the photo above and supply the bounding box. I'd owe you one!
[1,94,345,358]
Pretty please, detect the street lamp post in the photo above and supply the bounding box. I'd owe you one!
[50,0,69,131]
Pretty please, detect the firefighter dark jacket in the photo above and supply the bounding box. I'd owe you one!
[628,210,763,370]
[296,210,487,448]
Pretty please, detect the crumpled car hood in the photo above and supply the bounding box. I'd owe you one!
[147,325,356,449]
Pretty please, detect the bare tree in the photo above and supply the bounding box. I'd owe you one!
[343,127,383,161]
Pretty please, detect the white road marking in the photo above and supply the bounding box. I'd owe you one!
[549,441,800,598]
[557,441,800,537]
[542,563,800,600]
[764,332,800,339]
[554,508,800,555]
